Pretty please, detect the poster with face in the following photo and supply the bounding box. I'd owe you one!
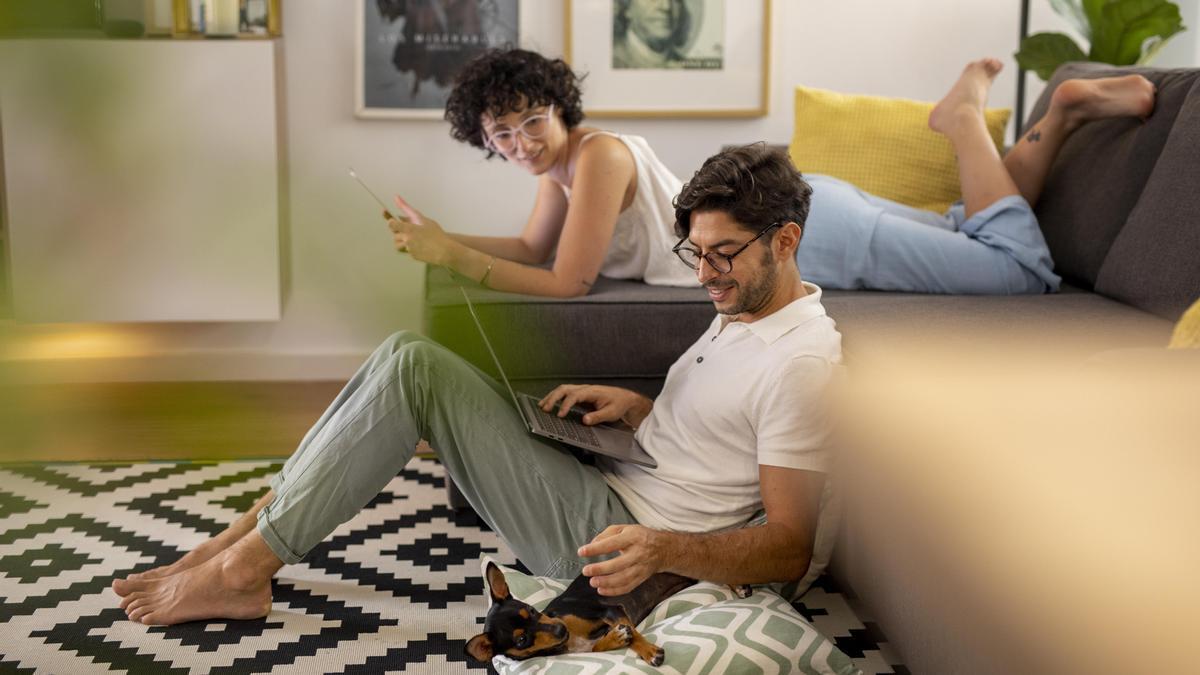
[611,0,723,70]
[359,0,519,117]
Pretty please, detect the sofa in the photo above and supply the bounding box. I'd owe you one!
[424,63,1199,674]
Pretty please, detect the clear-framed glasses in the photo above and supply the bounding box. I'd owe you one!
[672,221,781,274]
[482,104,555,154]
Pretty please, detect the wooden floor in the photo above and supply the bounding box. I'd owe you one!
[0,381,346,464]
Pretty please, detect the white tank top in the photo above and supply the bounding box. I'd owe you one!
[560,132,699,287]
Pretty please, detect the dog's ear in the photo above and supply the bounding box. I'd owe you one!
[485,562,510,602]
[465,633,494,662]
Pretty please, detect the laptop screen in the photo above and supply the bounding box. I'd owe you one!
[458,286,530,428]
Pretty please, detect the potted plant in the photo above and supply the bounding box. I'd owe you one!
[1015,0,1187,80]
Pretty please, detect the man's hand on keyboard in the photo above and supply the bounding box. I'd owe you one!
[538,385,654,430]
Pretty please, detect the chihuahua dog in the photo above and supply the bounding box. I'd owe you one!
[466,562,750,666]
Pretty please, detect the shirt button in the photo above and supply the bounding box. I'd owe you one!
[696,356,704,363]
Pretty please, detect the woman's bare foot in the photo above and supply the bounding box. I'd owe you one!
[118,532,281,625]
[928,58,1004,137]
[1049,75,1156,131]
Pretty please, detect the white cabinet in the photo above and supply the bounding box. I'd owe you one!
[0,39,282,322]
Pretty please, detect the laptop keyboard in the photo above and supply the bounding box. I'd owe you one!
[531,404,601,447]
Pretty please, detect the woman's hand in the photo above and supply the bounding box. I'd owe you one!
[386,195,457,266]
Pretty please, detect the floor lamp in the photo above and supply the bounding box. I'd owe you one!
[1015,0,1032,142]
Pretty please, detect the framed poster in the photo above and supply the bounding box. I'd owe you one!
[356,0,520,119]
[566,0,770,117]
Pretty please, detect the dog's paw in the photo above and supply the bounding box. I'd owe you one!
[650,646,665,666]
[612,623,634,647]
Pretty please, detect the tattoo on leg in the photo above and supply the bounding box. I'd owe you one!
[1026,128,1042,143]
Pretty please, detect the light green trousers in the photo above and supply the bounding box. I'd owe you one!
[256,331,635,578]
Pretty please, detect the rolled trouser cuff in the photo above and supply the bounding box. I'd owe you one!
[256,507,305,565]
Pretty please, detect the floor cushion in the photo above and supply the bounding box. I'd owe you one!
[482,557,862,675]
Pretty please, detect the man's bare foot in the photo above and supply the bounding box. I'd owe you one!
[118,537,277,625]
[113,489,275,597]
[112,533,239,596]
[928,58,1004,137]
[1049,75,1156,131]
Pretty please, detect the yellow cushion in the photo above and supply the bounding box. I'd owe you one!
[788,86,1012,214]
[1169,298,1200,348]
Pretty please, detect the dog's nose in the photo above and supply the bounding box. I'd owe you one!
[553,623,568,640]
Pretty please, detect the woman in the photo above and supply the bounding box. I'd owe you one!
[388,47,695,298]
[792,58,1155,295]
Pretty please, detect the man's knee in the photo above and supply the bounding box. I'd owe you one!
[381,330,428,353]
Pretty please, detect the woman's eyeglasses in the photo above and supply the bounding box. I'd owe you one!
[483,104,555,154]
[672,222,781,274]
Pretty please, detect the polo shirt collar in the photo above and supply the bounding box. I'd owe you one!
[723,282,827,345]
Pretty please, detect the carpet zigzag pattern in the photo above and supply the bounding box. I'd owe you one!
[0,459,905,673]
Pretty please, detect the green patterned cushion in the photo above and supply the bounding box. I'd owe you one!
[481,557,862,675]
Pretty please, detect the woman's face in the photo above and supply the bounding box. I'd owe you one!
[480,103,565,175]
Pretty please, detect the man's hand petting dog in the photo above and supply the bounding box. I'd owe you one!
[539,385,653,430]
[578,524,665,596]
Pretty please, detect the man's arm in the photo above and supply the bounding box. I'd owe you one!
[580,465,825,594]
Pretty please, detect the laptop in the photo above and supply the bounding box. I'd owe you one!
[459,286,657,468]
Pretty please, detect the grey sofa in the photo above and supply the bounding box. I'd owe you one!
[424,63,1199,674]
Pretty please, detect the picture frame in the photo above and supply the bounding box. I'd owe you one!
[355,0,520,120]
[565,0,771,118]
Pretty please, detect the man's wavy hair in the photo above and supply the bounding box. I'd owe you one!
[613,0,691,50]
[673,144,813,244]
[444,48,585,159]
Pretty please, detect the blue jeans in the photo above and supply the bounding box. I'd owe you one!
[797,174,1062,294]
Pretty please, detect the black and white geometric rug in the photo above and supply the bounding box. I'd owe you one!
[0,459,907,674]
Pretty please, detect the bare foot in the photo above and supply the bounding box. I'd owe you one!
[118,546,273,625]
[1049,75,1156,130]
[112,535,239,596]
[928,58,1004,137]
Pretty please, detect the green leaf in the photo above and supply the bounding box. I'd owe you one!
[1049,0,1092,40]
[1082,0,1110,53]
[1015,32,1089,80]
[1089,0,1185,65]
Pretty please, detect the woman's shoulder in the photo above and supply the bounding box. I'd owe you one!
[573,128,636,170]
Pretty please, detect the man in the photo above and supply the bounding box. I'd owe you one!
[111,144,842,625]
[612,0,690,69]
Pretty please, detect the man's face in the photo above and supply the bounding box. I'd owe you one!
[687,210,781,318]
[627,0,679,45]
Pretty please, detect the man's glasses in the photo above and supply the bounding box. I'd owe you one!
[672,222,781,274]
[482,104,555,154]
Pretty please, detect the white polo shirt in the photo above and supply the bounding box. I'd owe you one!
[598,282,842,533]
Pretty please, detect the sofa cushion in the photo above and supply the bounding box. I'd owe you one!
[788,85,1009,214]
[1024,63,1200,294]
[821,284,1174,363]
[1092,76,1200,321]
[423,266,713,383]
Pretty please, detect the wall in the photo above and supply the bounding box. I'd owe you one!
[7,0,1197,382]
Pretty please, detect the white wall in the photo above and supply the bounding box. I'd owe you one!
[11,0,1197,381]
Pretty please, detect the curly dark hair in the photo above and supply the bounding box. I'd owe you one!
[444,48,585,159]
[673,144,812,242]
